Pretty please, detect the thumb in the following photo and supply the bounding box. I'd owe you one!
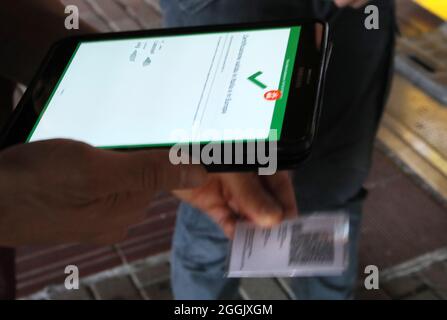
[131,150,207,192]
[94,149,207,194]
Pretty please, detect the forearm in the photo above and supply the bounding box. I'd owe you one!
[0,0,96,85]
[0,155,18,246]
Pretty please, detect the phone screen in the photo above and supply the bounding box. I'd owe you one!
[28,26,301,148]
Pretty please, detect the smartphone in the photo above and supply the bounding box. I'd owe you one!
[0,20,330,172]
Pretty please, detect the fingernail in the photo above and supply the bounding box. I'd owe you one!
[259,203,283,226]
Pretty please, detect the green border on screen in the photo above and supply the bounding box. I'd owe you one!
[27,26,302,148]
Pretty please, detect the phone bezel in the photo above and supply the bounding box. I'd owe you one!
[0,19,329,167]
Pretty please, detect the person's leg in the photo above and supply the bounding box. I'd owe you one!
[171,202,239,299]
[163,0,395,300]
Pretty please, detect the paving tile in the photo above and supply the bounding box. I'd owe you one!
[404,290,441,300]
[126,212,176,238]
[360,169,447,269]
[419,261,447,298]
[116,0,162,28]
[86,0,141,31]
[118,223,172,264]
[49,285,94,300]
[134,261,170,287]
[382,275,425,298]
[17,245,112,275]
[93,275,142,300]
[59,0,111,32]
[60,0,92,13]
[82,12,111,32]
[17,246,118,284]
[355,288,392,300]
[68,253,124,281]
[364,149,404,189]
[386,70,447,159]
[16,245,53,257]
[121,237,172,263]
[115,18,142,31]
[144,279,173,300]
[89,0,129,20]
[118,227,173,251]
[17,252,123,297]
[240,278,289,300]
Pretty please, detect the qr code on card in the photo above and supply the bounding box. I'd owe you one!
[288,223,335,265]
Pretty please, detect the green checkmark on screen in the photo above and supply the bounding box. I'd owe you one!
[248,71,267,89]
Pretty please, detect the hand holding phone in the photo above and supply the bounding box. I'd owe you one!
[0,139,205,246]
[1,20,330,172]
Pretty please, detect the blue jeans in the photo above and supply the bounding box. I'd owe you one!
[161,0,395,299]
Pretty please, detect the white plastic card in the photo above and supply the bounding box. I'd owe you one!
[227,213,349,278]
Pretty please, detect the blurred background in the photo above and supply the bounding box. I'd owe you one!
[1,0,446,300]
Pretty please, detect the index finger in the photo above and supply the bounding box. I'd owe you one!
[262,171,299,220]
[224,173,284,227]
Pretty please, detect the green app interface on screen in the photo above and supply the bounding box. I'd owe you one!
[28,26,301,148]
